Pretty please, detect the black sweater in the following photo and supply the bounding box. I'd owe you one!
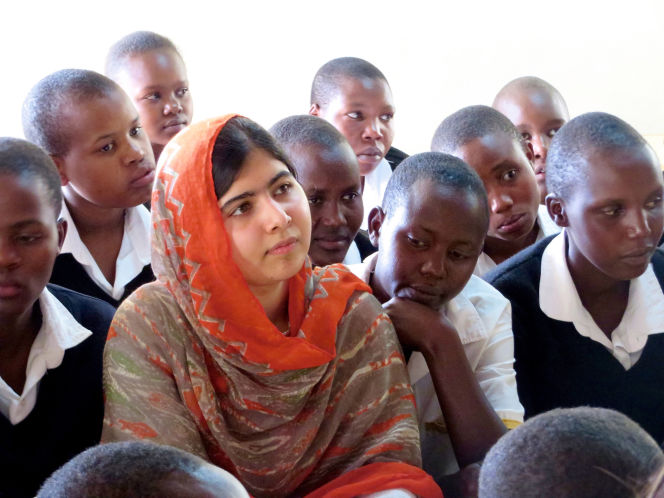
[486,237,664,443]
[0,285,115,498]
[50,253,154,307]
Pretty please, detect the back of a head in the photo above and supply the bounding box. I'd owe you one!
[382,151,489,229]
[37,441,248,498]
[431,105,522,154]
[22,69,121,156]
[310,57,389,108]
[479,407,664,498]
[105,31,180,79]
[270,114,349,153]
[0,137,62,216]
[546,112,651,200]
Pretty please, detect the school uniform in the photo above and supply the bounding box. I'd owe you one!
[486,232,664,442]
[349,254,524,477]
[385,146,409,172]
[473,210,561,277]
[361,158,392,230]
[0,284,115,498]
[50,203,154,307]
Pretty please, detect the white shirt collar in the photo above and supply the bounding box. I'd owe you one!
[361,158,392,231]
[0,287,93,424]
[60,202,151,300]
[540,230,664,369]
[348,253,489,348]
[473,211,558,277]
[342,240,362,265]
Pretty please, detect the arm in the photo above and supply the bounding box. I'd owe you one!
[383,297,507,468]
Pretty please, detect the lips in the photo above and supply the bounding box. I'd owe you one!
[313,230,353,252]
[356,146,384,168]
[163,119,188,130]
[130,168,156,188]
[497,213,528,234]
[0,281,22,298]
[621,247,655,267]
[395,284,443,307]
[267,236,297,256]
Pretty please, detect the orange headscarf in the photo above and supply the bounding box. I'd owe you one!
[103,115,440,497]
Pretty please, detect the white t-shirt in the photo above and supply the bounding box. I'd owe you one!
[60,203,151,300]
[361,158,392,231]
[540,231,664,370]
[0,288,92,424]
[348,254,524,476]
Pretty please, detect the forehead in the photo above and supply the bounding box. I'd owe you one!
[61,90,137,142]
[455,133,527,177]
[392,180,486,238]
[289,142,360,188]
[499,87,568,126]
[569,145,663,204]
[221,149,289,196]
[0,172,56,225]
[327,76,394,108]
[119,49,187,87]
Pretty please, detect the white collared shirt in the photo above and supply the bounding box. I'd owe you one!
[539,231,664,370]
[342,240,362,265]
[0,288,93,425]
[361,158,392,231]
[60,203,151,300]
[348,254,523,475]
[474,209,561,277]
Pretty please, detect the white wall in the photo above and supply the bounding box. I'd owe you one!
[4,0,664,159]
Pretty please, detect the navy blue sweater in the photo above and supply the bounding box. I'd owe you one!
[0,285,115,498]
[487,237,664,443]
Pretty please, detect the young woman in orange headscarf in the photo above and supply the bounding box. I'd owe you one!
[102,115,440,497]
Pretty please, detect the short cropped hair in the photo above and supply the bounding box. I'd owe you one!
[479,407,664,498]
[493,75,568,113]
[22,69,121,156]
[547,112,651,200]
[212,116,295,200]
[106,31,181,79]
[382,151,489,230]
[38,442,213,497]
[270,114,349,151]
[0,137,62,216]
[431,105,523,154]
[310,57,389,108]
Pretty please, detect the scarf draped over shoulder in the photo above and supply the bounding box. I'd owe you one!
[102,115,440,497]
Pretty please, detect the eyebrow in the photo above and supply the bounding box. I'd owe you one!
[11,220,46,229]
[220,170,292,211]
[94,117,141,143]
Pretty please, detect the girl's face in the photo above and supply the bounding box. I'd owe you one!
[218,148,311,293]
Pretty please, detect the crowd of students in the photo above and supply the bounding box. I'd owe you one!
[2,29,664,497]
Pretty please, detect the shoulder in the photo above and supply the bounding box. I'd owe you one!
[485,235,555,292]
[46,283,116,334]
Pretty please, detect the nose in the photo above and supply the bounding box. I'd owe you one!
[489,191,514,214]
[531,134,545,158]
[0,240,20,269]
[625,209,651,239]
[420,249,446,278]
[125,136,146,165]
[163,95,183,115]
[362,118,384,141]
[319,201,345,227]
[263,197,292,232]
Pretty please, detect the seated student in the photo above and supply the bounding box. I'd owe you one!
[102,115,441,497]
[493,76,570,234]
[0,138,115,498]
[38,441,249,498]
[22,69,156,307]
[348,152,523,489]
[431,105,559,276]
[486,112,664,443]
[309,57,402,229]
[270,114,374,266]
[479,407,664,498]
[106,31,194,162]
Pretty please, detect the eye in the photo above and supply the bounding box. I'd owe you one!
[144,92,160,101]
[406,235,426,248]
[449,250,471,261]
[129,126,142,137]
[380,113,394,122]
[521,132,532,141]
[501,169,518,182]
[347,111,361,120]
[274,181,292,196]
[341,191,359,202]
[646,196,663,210]
[15,233,42,244]
[176,87,189,97]
[546,128,559,138]
[308,195,322,206]
[600,205,622,217]
[230,202,251,217]
[99,142,114,153]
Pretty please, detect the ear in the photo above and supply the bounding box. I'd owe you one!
[50,155,70,186]
[56,218,67,250]
[545,193,568,228]
[309,103,320,116]
[367,207,385,248]
[522,140,535,163]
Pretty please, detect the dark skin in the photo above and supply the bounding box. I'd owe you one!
[369,183,507,496]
